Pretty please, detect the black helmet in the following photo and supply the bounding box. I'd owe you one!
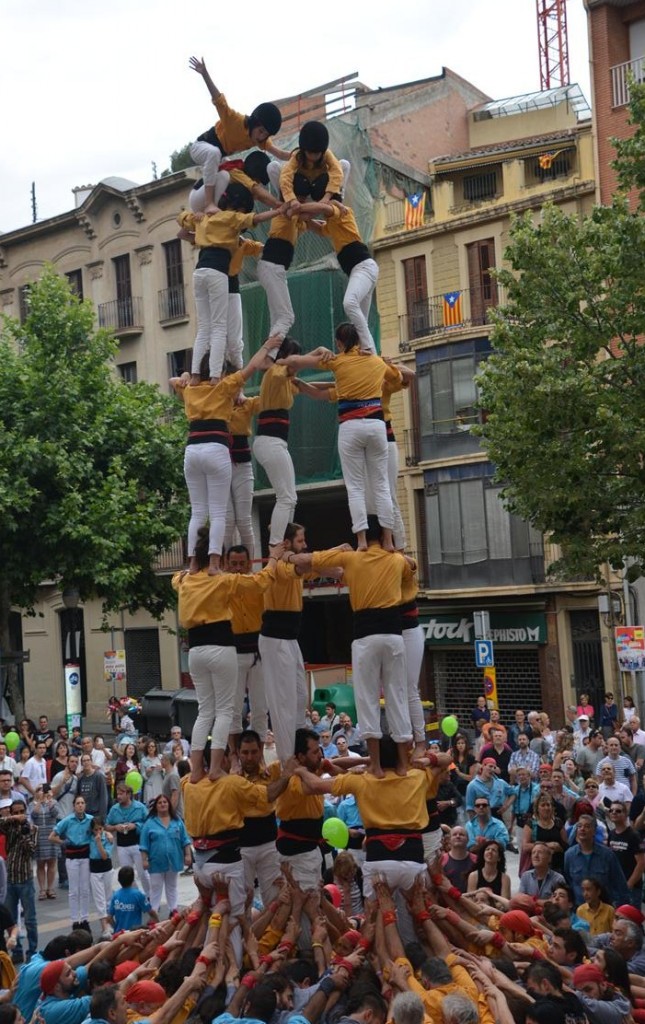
[243,152,271,186]
[220,182,254,214]
[250,102,282,136]
[299,120,329,153]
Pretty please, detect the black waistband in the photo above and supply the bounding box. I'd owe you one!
[257,408,290,441]
[338,241,371,276]
[241,812,277,846]
[338,398,384,424]
[261,610,302,640]
[234,630,260,654]
[65,845,90,860]
[365,827,424,863]
[194,829,242,864]
[188,621,235,648]
[400,599,419,630]
[423,797,440,834]
[196,248,231,273]
[187,418,231,447]
[197,127,226,152]
[277,816,323,855]
[262,238,295,270]
[386,420,396,442]
[353,607,402,640]
[231,435,252,464]
[90,858,113,873]
[228,275,239,294]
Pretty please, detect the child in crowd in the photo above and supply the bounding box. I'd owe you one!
[107,865,156,931]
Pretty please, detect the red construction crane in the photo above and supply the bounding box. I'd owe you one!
[536,0,570,90]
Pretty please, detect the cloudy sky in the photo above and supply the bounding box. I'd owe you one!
[1,0,591,233]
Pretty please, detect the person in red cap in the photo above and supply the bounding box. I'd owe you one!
[38,959,91,1024]
[572,962,631,1021]
[125,980,166,1018]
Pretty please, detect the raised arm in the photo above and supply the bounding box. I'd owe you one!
[239,336,283,381]
[189,56,220,102]
[278,348,332,371]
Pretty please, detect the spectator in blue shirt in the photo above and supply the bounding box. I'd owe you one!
[564,813,630,907]
[37,958,91,1024]
[465,760,513,816]
[139,795,191,914]
[319,730,339,759]
[465,796,509,851]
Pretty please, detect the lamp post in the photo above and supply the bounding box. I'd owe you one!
[61,587,82,733]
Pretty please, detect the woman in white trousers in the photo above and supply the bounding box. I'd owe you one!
[171,339,281,574]
[50,795,93,928]
[224,396,260,559]
[89,817,114,939]
[280,323,402,550]
[173,532,282,781]
[400,574,428,759]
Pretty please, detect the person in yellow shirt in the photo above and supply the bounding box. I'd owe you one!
[287,519,414,775]
[280,325,399,551]
[189,151,283,215]
[188,56,290,213]
[170,337,279,575]
[223,396,260,560]
[279,121,345,208]
[237,729,283,905]
[226,545,267,741]
[177,184,282,385]
[172,531,282,782]
[275,728,325,889]
[576,877,615,935]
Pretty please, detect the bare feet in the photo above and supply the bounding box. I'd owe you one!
[356,530,367,551]
[208,769,226,782]
[209,376,221,386]
[188,555,200,574]
[381,529,395,552]
[189,374,201,387]
[413,742,427,760]
[395,762,408,777]
[190,769,206,784]
[207,566,223,575]
[204,204,218,214]
[368,764,385,779]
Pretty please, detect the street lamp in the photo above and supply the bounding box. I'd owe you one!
[61,587,82,732]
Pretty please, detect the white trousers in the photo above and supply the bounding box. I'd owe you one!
[343,259,379,354]
[227,293,244,370]
[184,442,232,556]
[253,435,297,545]
[338,420,393,533]
[422,830,443,865]
[90,870,114,917]
[258,635,307,761]
[117,845,150,895]
[189,141,223,187]
[149,871,179,913]
[403,626,426,744]
[193,859,246,916]
[189,643,238,751]
[192,268,229,379]
[67,859,90,923]
[366,440,406,549]
[232,652,268,738]
[256,260,295,341]
[362,860,426,898]
[278,848,322,889]
[189,168,230,213]
[241,841,281,906]
[351,634,411,742]
[224,462,255,558]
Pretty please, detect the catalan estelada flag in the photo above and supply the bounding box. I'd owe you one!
[442,291,463,327]
[404,192,426,230]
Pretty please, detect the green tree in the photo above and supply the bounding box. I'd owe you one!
[160,143,194,178]
[0,269,187,715]
[477,84,645,581]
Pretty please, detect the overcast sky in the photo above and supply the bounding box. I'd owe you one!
[1,0,591,233]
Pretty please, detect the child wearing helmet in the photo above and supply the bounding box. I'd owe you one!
[279,121,347,213]
[189,56,291,213]
[190,151,283,214]
[177,183,283,384]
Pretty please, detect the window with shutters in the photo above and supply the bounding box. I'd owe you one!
[118,361,137,384]
[466,238,498,327]
[123,629,162,698]
[113,254,133,328]
[65,269,84,300]
[462,170,498,202]
[18,284,32,324]
[402,256,429,340]
[160,240,186,320]
[168,348,193,382]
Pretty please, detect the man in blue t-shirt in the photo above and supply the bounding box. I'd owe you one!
[36,959,91,1024]
[107,866,155,931]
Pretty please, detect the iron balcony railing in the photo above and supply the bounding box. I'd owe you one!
[98,296,143,333]
[158,285,187,322]
[399,284,506,346]
[611,55,645,108]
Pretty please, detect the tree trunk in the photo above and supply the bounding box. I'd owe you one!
[0,580,25,722]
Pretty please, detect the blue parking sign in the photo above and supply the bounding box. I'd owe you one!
[475,640,494,668]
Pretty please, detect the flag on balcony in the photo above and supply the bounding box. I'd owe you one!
[442,291,463,327]
[404,192,426,230]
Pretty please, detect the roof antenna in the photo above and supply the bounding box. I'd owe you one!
[31,182,37,224]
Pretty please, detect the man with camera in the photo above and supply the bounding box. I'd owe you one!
[0,799,38,962]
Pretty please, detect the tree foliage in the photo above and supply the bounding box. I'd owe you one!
[0,269,187,707]
[161,143,194,178]
[477,85,645,580]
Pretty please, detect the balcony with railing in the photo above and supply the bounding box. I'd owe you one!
[611,55,645,108]
[153,538,186,574]
[158,285,188,323]
[98,296,143,335]
[399,284,506,347]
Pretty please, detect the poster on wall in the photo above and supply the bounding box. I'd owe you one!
[104,650,127,693]
[615,626,645,671]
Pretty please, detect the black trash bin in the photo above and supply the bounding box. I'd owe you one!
[172,689,198,739]
[142,688,177,738]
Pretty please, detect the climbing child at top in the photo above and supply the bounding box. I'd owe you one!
[189,56,292,213]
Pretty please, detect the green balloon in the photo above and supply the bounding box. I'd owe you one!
[125,770,143,793]
[441,715,459,737]
[322,817,349,849]
[4,731,20,752]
